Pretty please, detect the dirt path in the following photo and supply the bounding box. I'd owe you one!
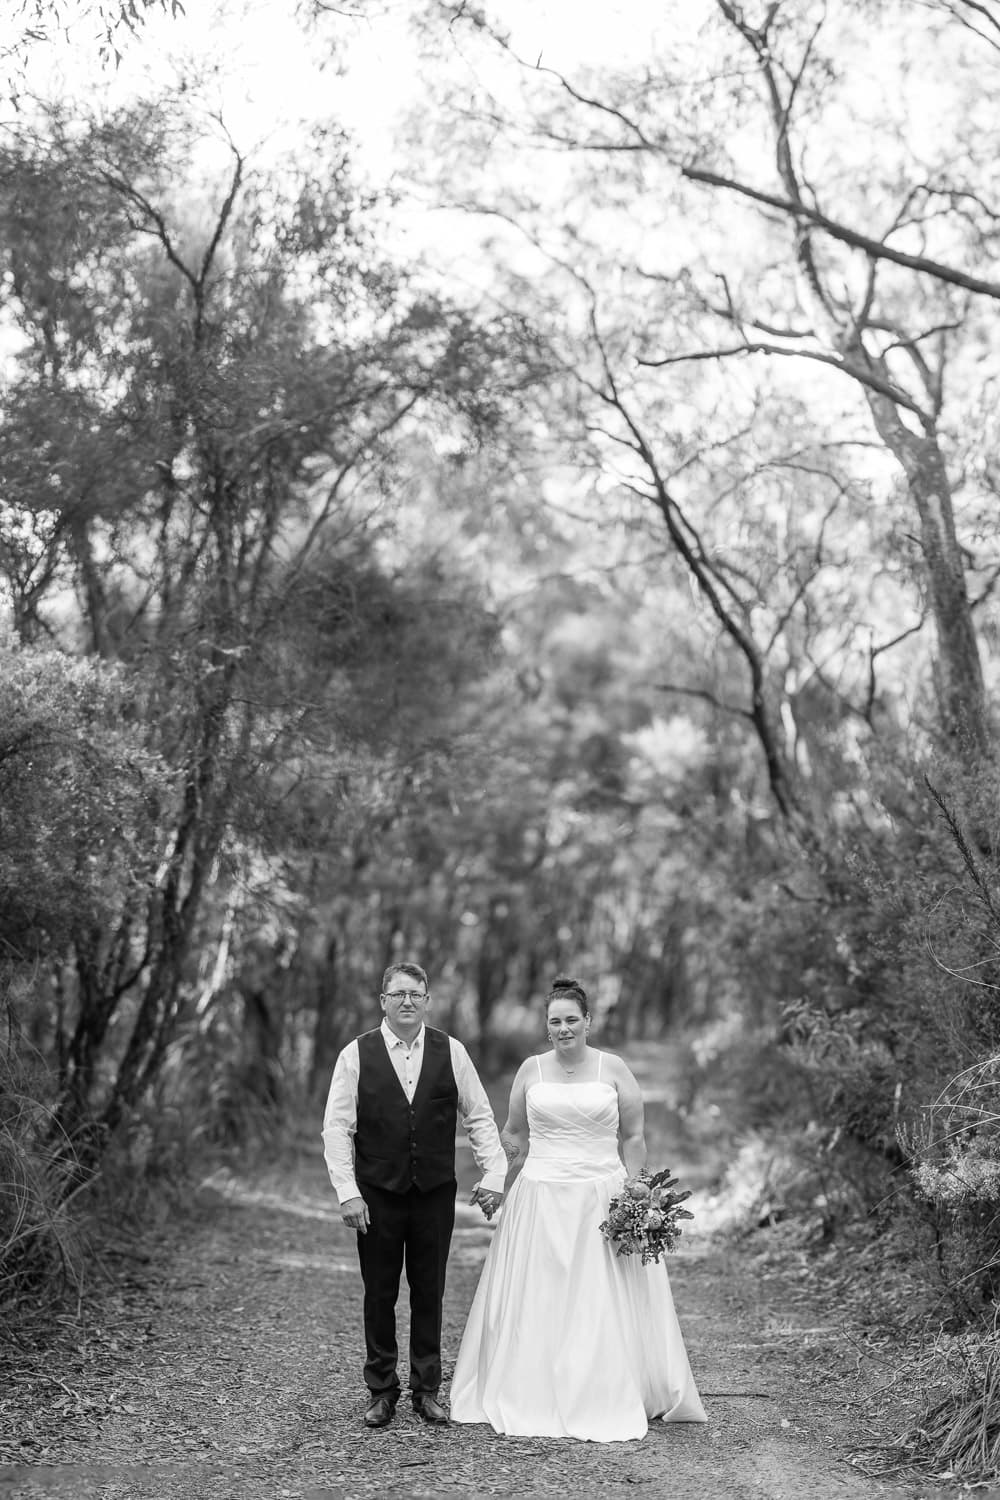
[0,1050,947,1500]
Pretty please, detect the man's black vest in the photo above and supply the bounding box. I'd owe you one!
[355,1026,459,1194]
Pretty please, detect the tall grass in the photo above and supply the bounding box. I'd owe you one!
[1,1026,291,1316]
[0,1042,86,1308]
[895,1311,1000,1480]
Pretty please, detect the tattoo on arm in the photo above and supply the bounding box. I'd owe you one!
[501,1131,522,1163]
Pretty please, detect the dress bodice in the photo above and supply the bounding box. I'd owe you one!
[522,1054,623,1182]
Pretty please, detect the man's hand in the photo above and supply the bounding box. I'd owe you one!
[470,1183,503,1221]
[340,1196,370,1234]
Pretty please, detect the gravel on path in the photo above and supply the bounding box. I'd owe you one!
[0,1145,951,1500]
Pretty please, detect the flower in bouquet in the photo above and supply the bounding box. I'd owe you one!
[598,1167,694,1265]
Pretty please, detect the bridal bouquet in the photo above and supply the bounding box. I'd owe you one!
[599,1168,694,1265]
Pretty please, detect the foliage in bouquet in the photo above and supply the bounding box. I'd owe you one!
[599,1167,694,1265]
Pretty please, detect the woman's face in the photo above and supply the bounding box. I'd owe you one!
[547,1002,588,1050]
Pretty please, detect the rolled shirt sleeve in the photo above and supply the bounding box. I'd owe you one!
[449,1037,508,1193]
[321,1040,362,1205]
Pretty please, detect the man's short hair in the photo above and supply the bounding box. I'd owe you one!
[381,961,429,993]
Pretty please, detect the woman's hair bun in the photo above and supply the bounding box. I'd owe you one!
[546,971,590,1017]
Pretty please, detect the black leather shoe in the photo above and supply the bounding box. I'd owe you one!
[364,1394,397,1428]
[412,1392,449,1426]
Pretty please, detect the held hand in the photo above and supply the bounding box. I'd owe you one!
[340,1196,370,1235]
[470,1183,503,1221]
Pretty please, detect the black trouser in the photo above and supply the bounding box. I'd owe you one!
[355,1179,457,1398]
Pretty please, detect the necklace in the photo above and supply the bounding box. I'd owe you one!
[551,1038,586,1076]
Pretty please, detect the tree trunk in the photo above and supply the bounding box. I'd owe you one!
[858,384,988,754]
[475,898,513,1070]
[243,986,283,1108]
[310,935,343,1098]
[717,4,991,764]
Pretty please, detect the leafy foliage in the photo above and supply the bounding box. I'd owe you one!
[0,645,170,961]
[6,0,185,68]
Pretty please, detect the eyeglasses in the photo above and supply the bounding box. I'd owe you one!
[382,989,428,1003]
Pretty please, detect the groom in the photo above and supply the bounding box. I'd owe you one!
[322,961,507,1429]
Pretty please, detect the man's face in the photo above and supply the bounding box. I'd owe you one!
[380,975,431,1034]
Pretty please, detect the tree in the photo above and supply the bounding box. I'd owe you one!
[0,91,532,1164]
[416,0,1000,803]
[367,1,1000,1279]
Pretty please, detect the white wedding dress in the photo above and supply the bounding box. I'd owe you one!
[449,1054,707,1441]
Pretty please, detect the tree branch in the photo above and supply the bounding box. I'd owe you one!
[654,681,754,721]
[636,339,932,423]
[679,163,1000,301]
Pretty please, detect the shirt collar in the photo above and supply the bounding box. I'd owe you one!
[381,1018,425,1051]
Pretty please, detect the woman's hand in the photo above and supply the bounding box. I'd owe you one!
[471,1183,503,1219]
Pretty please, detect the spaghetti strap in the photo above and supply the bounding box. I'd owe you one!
[535,1055,544,1083]
[596,1050,603,1080]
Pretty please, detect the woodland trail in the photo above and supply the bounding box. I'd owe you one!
[0,1046,962,1500]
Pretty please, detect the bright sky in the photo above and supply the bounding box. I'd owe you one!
[1,0,692,179]
[5,0,389,167]
[2,2,648,152]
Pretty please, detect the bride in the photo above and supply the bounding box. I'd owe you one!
[449,973,707,1442]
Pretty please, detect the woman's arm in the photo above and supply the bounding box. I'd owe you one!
[499,1061,532,1184]
[609,1056,647,1177]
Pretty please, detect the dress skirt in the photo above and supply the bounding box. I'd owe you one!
[449,1159,707,1441]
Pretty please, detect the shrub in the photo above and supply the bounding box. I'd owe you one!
[0,1019,85,1307]
[893,1311,1000,1482]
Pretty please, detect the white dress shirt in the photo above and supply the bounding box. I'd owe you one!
[321,1019,508,1204]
